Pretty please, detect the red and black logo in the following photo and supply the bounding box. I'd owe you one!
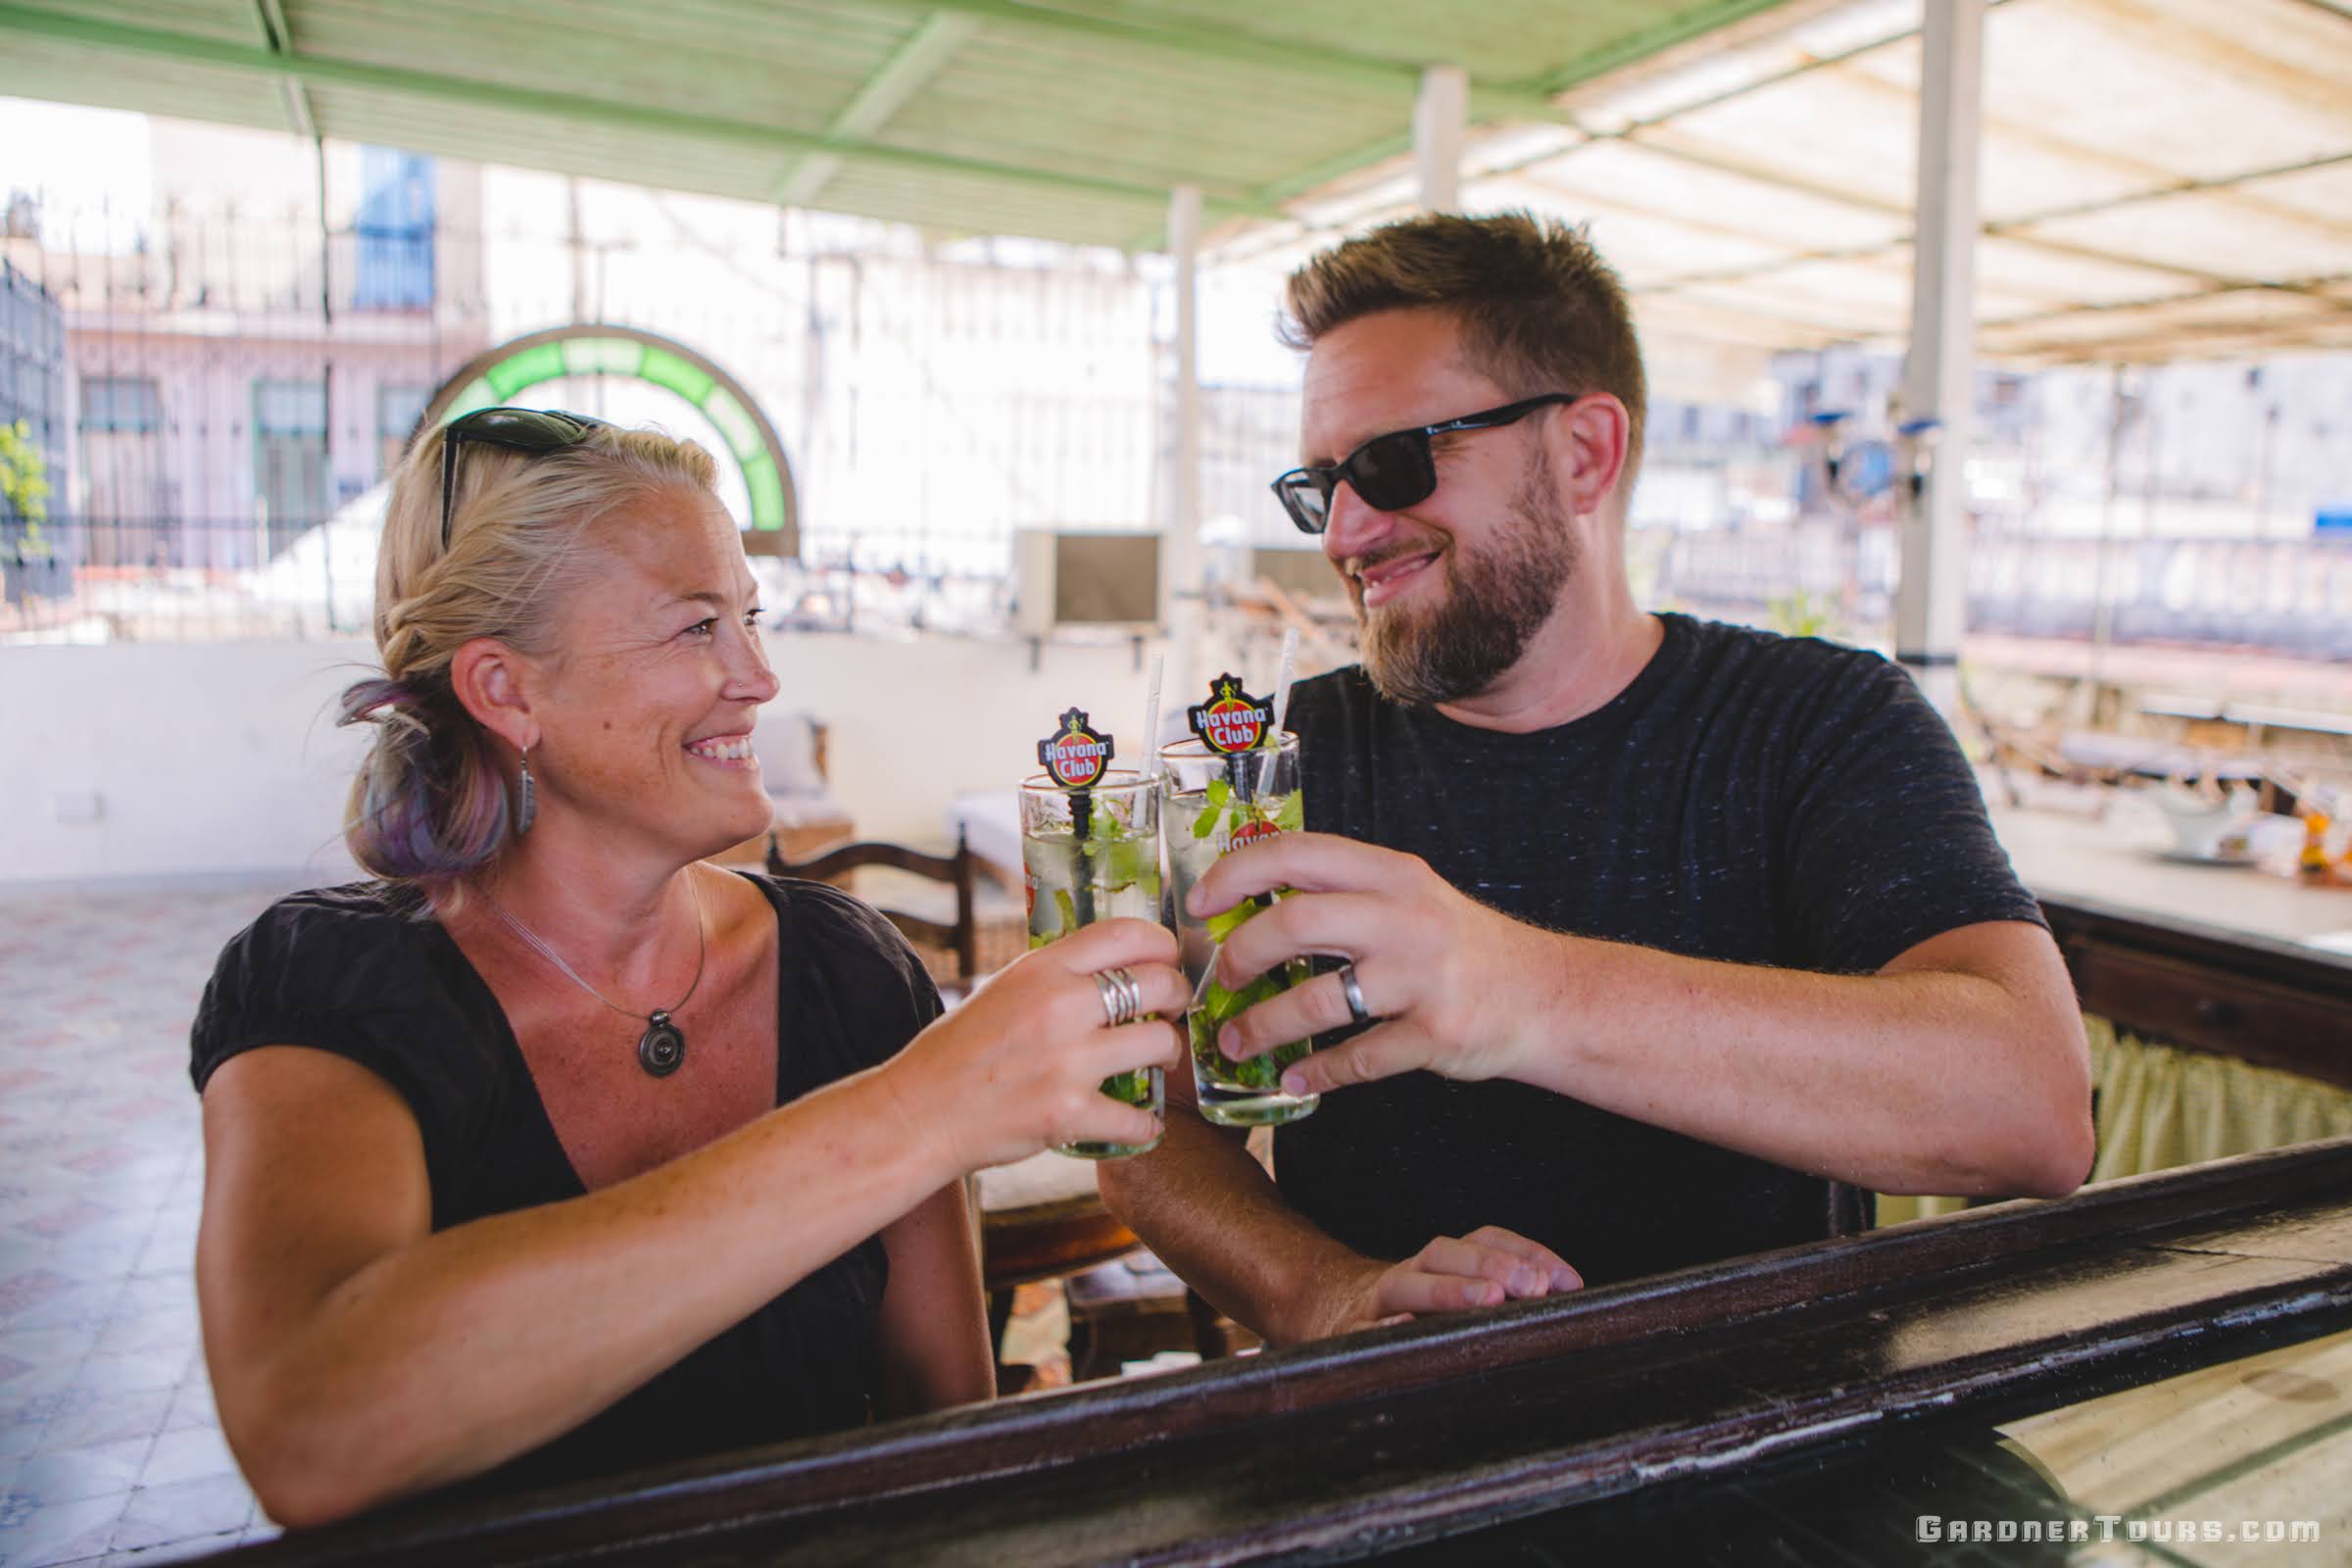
[1229,817,1282,848]
[1037,708,1114,789]
[1187,673,1272,756]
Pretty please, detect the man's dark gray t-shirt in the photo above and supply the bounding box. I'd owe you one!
[1278,612,2043,1288]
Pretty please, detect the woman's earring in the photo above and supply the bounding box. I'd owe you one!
[514,748,537,839]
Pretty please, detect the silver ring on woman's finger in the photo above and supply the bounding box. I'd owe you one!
[1337,961,1374,1026]
[1093,966,1142,1029]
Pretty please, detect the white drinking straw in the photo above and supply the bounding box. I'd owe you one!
[1139,651,1165,779]
[1256,628,1299,797]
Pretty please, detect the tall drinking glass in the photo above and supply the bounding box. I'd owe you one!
[1159,734,1318,1127]
[1019,769,1164,1159]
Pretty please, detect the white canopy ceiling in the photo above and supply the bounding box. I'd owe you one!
[1211,0,2352,368]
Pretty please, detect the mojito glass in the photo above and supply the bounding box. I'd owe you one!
[1019,769,1164,1158]
[1158,734,1318,1127]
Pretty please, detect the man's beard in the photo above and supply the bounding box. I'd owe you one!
[1356,461,1576,708]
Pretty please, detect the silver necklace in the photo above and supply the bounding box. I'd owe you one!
[479,871,708,1078]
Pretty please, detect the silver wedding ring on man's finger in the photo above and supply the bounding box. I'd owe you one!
[1337,960,1374,1027]
[1093,966,1144,1029]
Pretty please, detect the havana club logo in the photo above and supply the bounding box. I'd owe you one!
[1187,673,1273,755]
[1037,708,1113,789]
[1230,817,1282,848]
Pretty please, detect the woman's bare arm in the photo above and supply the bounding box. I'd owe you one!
[871,1181,994,1419]
[199,918,1184,1527]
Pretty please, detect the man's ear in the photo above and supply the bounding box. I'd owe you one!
[1551,393,1632,518]
[448,638,539,754]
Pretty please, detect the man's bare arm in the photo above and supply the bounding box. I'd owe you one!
[1097,1076,1577,1346]
[1206,834,2094,1200]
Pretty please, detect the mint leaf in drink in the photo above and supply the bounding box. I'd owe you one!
[1234,1052,1281,1090]
[1204,901,1254,945]
[1053,887,1077,938]
[1274,791,1303,833]
[1098,834,1157,893]
[1193,779,1231,840]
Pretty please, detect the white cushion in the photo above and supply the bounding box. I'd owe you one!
[758,710,827,799]
[946,790,1022,882]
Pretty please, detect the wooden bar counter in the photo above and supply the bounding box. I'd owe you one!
[200,1136,2352,1566]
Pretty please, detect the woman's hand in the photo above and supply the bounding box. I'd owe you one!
[883,917,1187,1176]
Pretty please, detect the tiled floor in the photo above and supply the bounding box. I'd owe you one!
[0,878,302,1567]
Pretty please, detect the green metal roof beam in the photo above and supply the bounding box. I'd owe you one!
[1503,0,1803,100]
[249,0,316,141]
[1440,0,2028,190]
[0,1,1284,220]
[1238,1,1810,238]
[774,12,980,209]
[1125,122,1418,249]
[866,0,1560,118]
[1255,127,1417,208]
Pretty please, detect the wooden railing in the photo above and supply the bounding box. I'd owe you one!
[203,1138,2352,1566]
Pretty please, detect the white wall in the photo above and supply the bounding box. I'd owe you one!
[2,630,1175,885]
[6,639,375,884]
[770,631,1160,847]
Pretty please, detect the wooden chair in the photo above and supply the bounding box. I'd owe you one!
[766,830,982,999]
[714,717,856,867]
[974,1152,1235,1391]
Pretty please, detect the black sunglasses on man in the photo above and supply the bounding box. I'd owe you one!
[1270,393,1582,536]
[438,407,609,551]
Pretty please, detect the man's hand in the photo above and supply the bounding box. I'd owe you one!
[1190,831,1563,1098]
[1308,1226,1583,1340]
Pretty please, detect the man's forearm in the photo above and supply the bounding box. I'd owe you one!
[1206,836,2091,1201]
[1096,1106,1378,1346]
[1492,919,2092,1198]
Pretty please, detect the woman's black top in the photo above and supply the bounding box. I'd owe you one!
[190,871,943,1496]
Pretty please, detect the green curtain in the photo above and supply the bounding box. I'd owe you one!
[1875,1017,2352,1227]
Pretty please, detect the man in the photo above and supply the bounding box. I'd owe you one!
[1099,212,2092,1346]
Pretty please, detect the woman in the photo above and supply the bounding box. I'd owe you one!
[190,409,1182,1526]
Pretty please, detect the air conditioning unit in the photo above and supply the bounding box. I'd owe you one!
[1012,528,1162,638]
[1247,545,1342,604]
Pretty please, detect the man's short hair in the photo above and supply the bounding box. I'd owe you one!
[1279,210,1647,492]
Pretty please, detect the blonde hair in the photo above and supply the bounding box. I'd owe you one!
[1280,210,1648,490]
[340,418,720,903]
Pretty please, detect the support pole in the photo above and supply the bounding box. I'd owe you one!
[1893,0,1984,712]
[1414,65,1468,213]
[2083,364,2130,724]
[1164,183,1203,706]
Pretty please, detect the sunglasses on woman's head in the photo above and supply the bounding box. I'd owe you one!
[1270,393,1582,536]
[438,407,609,550]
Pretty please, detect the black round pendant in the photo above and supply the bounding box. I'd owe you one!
[637,1012,687,1078]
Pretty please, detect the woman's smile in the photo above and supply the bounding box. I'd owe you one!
[684,732,760,769]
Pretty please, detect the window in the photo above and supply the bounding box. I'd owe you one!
[80,376,162,432]
[78,377,170,562]
[376,384,430,479]
[352,148,436,311]
[254,380,326,436]
[252,379,329,549]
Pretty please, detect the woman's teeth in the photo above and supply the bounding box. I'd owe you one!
[687,737,754,761]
